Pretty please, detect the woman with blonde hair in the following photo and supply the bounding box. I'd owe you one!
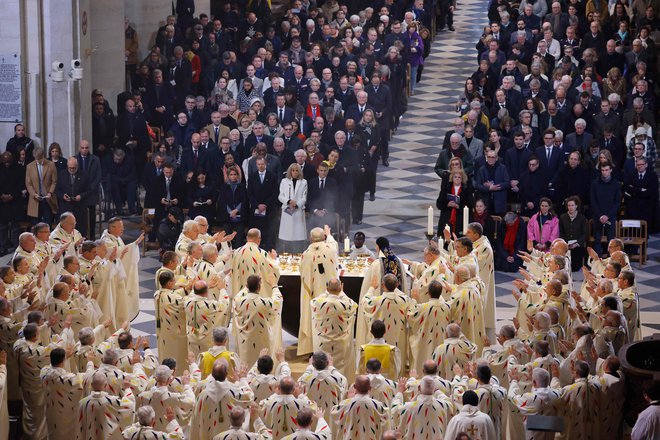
[237,113,254,140]
[437,169,472,235]
[278,163,308,252]
[304,139,325,169]
[602,67,626,97]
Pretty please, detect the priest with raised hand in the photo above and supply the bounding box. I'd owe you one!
[310,278,358,380]
[465,222,497,331]
[184,279,231,356]
[402,246,447,303]
[443,264,486,350]
[298,225,338,356]
[100,217,144,323]
[50,212,84,257]
[196,243,231,304]
[175,220,201,260]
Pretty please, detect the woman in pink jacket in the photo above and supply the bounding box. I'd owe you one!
[527,197,559,252]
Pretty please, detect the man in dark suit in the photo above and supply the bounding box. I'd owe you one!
[306,162,338,230]
[538,99,566,132]
[294,149,316,180]
[182,95,206,130]
[365,73,393,166]
[180,133,211,176]
[165,47,193,107]
[534,129,564,197]
[143,153,166,211]
[344,91,374,128]
[143,69,176,130]
[153,163,185,242]
[282,123,303,153]
[247,157,278,250]
[56,157,91,237]
[623,157,658,230]
[115,98,151,181]
[244,122,274,153]
[271,94,295,124]
[75,140,102,239]
[91,102,116,160]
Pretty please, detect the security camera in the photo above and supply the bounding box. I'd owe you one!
[70,59,83,80]
[51,61,65,82]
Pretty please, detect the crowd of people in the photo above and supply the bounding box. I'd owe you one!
[1,0,660,439]
[435,0,660,272]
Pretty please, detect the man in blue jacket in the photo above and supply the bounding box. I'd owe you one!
[590,163,621,255]
[475,147,510,215]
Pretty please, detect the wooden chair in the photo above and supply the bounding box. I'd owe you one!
[616,219,648,266]
[140,209,156,256]
[491,215,502,240]
[587,219,610,249]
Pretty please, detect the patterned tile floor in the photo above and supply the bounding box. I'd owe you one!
[4,0,660,356]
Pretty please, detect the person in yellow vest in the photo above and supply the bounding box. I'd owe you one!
[356,319,401,379]
[198,327,241,379]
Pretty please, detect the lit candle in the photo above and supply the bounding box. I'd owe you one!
[438,238,444,250]
[344,237,350,253]
[427,206,434,236]
[463,206,470,235]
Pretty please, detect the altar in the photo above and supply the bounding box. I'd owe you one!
[276,254,369,336]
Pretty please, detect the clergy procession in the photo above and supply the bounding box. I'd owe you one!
[0,210,650,440]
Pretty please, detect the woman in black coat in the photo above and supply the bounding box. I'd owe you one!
[495,211,527,272]
[437,169,473,236]
[559,195,589,271]
[217,166,247,247]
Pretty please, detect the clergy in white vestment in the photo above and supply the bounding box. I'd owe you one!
[184,279,231,355]
[329,375,389,440]
[73,322,127,372]
[195,215,235,256]
[358,273,413,367]
[212,405,272,440]
[233,274,283,367]
[432,323,477,378]
[402,246,446,303]
[101,217,144,323]
[154,271,188,369]
[445,390,497,440]
[77,372,136,440]
[136,365,195,432]
[45,280,95,339]
[481,324,530,388]
[247,349,292,404]
[595,356,625,440]
[0,296,32,402]
[197,244,232,304]
[356,237,409,346]
[403,360,453,401]
[122,405,185,439]
[80,240,119,326]
[13,232,45,278]
[310,278,357,380]
[175,219,201,261]
[298,226,338,356]
[364,358,397,405]
[631,382,660,440]
[617,270,642,340]
[231,228,282,350]
[0,351,8,440]
[408,280,451,373]
[34,222,69,288]
[189,360,254,440]
[259,376,317,439]
[390,376,456,440]
[13,321,73,440]
[277,163,309,253]
[82,348,149,396]
[508,367,562,440]
[550,360,602,440]
[298,351,348,419]
[41,347,93,440]
[445,263,486,349]
[466,222,497,329]
[348,232,375,259]
[281,407,331,440]
[50,212,84,257]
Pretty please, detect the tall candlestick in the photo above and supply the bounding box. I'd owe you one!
[344,237,350,253]
[427,206,434,236]
[463,206,470,235]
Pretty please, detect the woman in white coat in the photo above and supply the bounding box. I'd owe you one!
[278,163,308,253]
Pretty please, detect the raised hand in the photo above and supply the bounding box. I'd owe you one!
[165,406,176,422]
[397,377,408,393]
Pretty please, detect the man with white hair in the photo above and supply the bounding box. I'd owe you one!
[444,263,486,348]
[122,405,184,439]
[196,243,230,301]
[390,376,456,439]
[175,219,200,260]
[77,371,136,439]
[508,367,561,440]
[310,277,358,380]
[83,347,148,396]
[466,222,497,330]
[101,217,144,323]
[136,365,195,432]
[298,225,338,356]
[195,215,234,255]
[432,323,477,378]
[50,211,83,257]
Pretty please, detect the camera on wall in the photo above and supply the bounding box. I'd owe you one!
[70,59,83,80]
[51,61,65,82]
